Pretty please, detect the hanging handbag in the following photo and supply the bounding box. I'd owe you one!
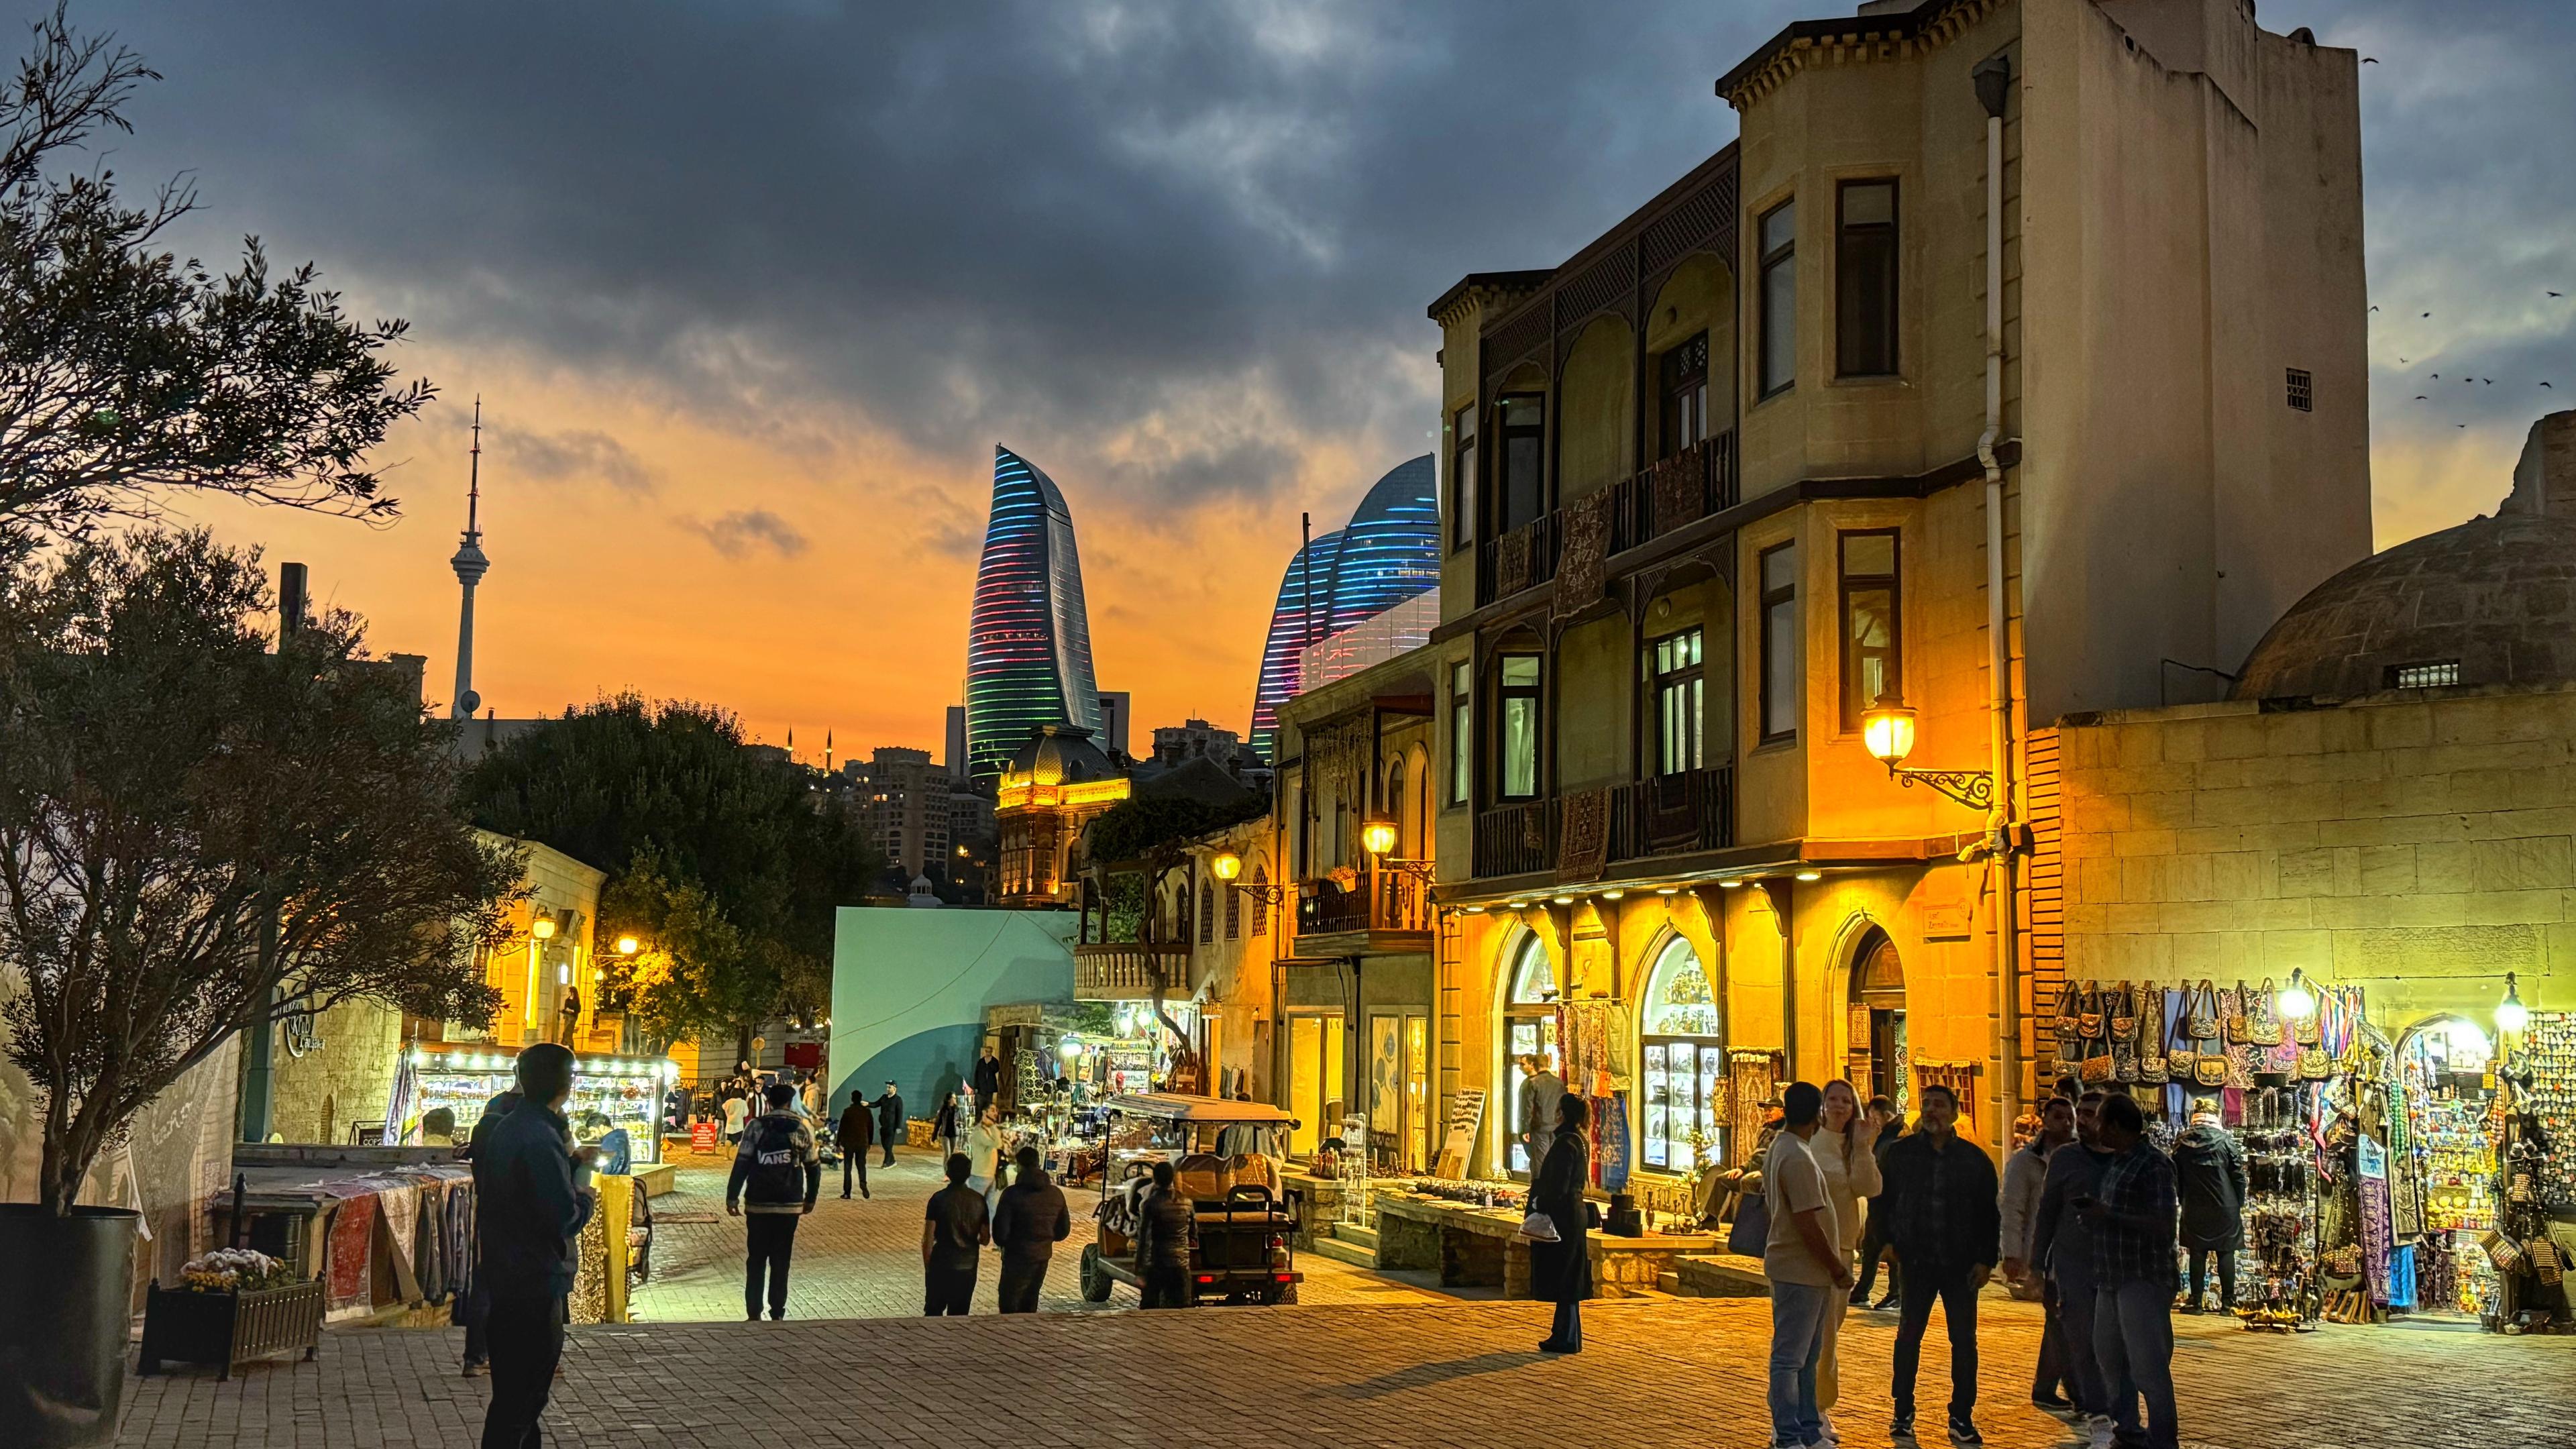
[2139,998,2169,1084]
[2078,983,2106,1040]
[2078,1038,2114,1085]
[2193,1044,2226,1087]
[2052,981,2082,1041]
[2185,979,2220,1042]
[2293,1004,2322,1048]
[2297,1043,2330,1080]
[2247,978,2284,1046]
[2109,981,2139,1042]
[2224,981,2251,1044]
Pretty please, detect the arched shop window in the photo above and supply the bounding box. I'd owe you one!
[1501,934,1560,1177]
[1641,935,1724,1172]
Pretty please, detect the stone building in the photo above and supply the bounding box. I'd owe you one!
[994,725,1129,908]
[2047,412,2576,1048]
[1411,0,2369,1181]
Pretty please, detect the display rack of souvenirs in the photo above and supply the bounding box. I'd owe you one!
[2235,1085,2318,1331]
[2400,1021,2501,1318]
[2523,1013,2576,1214]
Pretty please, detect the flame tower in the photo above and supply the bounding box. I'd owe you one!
[965,445,1104,780]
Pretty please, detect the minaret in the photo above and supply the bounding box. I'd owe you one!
[449,399,490,719]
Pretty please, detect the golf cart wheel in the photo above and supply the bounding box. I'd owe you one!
[1078,1245,1113,1303]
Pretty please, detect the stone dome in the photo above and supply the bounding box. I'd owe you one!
[2234,412,2576,700]
[1006,724,1120,786]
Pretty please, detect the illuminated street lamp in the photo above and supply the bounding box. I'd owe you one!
[530,915,557,941]
[1860,694,1994,811]
[1212,848,1284,906]
[615,935,641,957]
[2278,968,2316,1021]
[1360,817,1400,859]
[2498,972,2530,1035]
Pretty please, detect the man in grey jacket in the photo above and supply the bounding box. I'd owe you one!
[2029,1090,2114,1449]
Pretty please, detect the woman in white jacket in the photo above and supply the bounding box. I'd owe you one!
[1811,1079,1883,1440]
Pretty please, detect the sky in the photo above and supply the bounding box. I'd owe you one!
[26,0,2576,757]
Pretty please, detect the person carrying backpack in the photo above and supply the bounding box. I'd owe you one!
[727,1082,820,1321]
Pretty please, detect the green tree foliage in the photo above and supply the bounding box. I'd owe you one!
[1,5,433,540]
[0,530,517,1214]
[1083,791,1266,869]
[458,696,880,1046]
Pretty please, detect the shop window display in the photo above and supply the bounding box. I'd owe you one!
[1640,936,1722,1173]
[2400,1016,2500,1318]
[389,1044,673,1166]
[1501,935,1559,1176]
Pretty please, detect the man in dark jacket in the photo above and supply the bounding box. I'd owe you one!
[2084,1093,2182,1449]
[458,1089,520,1377]
[2170,1100,2247,1312]
[1875,1083,2000,1447]
[2031,1089,2114,1438]
[837,1094,874,1199]
[922,1152,988,1314]
[872,1081,904,1167]
[991,1144,1072,1313]
[727,1083,821,1321]
[1132,1159,1197,1309]
[972,1046,1004,1115]
[477,1046,593,1449]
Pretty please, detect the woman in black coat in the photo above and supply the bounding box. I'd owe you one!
[1528,1093,1593,1353]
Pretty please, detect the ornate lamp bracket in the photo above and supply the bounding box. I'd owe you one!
[1886,765,1995,812]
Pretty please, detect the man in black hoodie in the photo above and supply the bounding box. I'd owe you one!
[477,1046,593,1449]
[991,1144,1072,1312]
[727,1083,821,1321]
[872,1080,904,1167]
[1875,1083,2000,1448]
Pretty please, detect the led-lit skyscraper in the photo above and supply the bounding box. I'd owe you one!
[1246,455,1438,759]
[965,445,1104,780]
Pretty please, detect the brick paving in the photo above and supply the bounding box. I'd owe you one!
[631,1157,1451,1318]
[115,1159,2569,1448]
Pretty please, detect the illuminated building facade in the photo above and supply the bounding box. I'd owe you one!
[966,445,1104,780]
[994,724,1130,908]
[1246,454,1438,759]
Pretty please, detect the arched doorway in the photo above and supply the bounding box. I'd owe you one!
[1640,934,1723,1173]
[1500,932,1560,1177]
[1847,927,1908,1113]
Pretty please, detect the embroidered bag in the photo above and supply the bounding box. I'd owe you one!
[2247,978,2284,1046]
[2078,983,2106,1040]
[2297,1043,2330,1080]
[2193,1044,2226,1087]
[2139,998,2169,1085]
[2110,981,2139,1042]
[2293,1003,2322,1048]
[2053,981,2082,1041]
[2185,979,2220,1042]
[2078,1038,2113,1085]
[2224,981,2251,1044]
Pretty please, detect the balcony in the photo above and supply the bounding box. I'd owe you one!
[1470,767,1734,881]
[1608,766,1734,862]
[1073,942,1193,1001]
[1289,865,1436,959]
[1474,511,1561,607]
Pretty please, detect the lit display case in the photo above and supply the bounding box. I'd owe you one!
[392,1044,676,1166]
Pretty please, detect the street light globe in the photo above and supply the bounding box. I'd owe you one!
[2498,971,2530,1035]
[1361,818,1399,857]
[614,935,641,957]
[1861,696,1918,767]
[1059,1039,1081,1060]
[1211,850,1243,882]
[2277,969,2316,1021]
[530,916,557,941]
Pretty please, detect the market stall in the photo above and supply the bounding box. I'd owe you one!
[388,1042,677,1167]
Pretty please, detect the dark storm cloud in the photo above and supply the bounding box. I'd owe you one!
[494,425,659,494]
[52,0,1774,510]
[33,0,2576,526]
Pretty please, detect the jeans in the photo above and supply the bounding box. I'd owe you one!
[1142,1265,1190,1309]
[1890,1261,1981,1421]
[1854,1209,1899,1303]
[2185,1248,2235,1309]
[2093,1280,2179,1449]
[924,1263,976,1315]
[2053,1273,2111,1419]
[841,1151,869,1197]
[480,1293,566,1449]
[1546,1297,1582,1348]
[1766,1279,1833,1446]
[744,1214,799,1318]
[459,1279,491,1365]
[997,1256,1047,1313]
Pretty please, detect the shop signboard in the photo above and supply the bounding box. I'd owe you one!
[1435,1087,1485,1179]
[690,1120,721,1155]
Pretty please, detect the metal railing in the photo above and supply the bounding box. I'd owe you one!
[1611,429,1737,555]
[1607,765,1734,861]
[1473,797,1560,878]
[1295,865,1433,936]
[1474,511,1562,606]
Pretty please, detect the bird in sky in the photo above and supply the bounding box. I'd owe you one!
[2552,291,2565,299]
[2423,311,2433,318]
[2363,56,2379,64]
[2544,382,2556,389]
[2484,378,2495,385]
[2416,394,2428,400]
[2369,305,2380,313]
[2400,357,2409,364]
[2430,373,2440,379]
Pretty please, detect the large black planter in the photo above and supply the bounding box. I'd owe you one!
[0,1203,138,1449]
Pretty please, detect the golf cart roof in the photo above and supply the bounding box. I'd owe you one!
[1102,1092,1293,1124]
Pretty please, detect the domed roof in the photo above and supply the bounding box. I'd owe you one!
[1007,724,1120,786]
[2235,412,2576,700]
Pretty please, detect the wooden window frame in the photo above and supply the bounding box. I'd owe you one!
[1837,529,1902,731]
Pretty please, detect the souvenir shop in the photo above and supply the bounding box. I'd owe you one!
[388,1041,678,1166]
[2047,974,2571,1335]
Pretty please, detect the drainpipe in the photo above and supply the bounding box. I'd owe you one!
[1972,55,2021,1148]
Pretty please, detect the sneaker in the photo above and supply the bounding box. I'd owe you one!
[2084,1415,2115,1449]
[2031,1392,2074,1416]
[1891,1410,1917,1442]
[1872,1294,1900,1310]
[1816,1410,1839,1444]
[460,1359,486,1378]
[1947,1416,1984,1447]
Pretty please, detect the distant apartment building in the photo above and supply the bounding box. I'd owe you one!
[845,746,955,879]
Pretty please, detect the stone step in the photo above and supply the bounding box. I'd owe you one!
[1307,1234,1380,1269]
[1331,1223,1381,1251]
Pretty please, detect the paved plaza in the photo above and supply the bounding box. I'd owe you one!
[114,1162,2570,1449]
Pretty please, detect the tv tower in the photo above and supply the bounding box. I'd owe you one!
[449,399,490,720]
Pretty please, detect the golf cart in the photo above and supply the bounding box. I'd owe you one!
[1077,1092,1302,1307]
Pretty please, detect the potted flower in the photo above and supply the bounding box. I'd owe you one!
[138,1250,327,1380]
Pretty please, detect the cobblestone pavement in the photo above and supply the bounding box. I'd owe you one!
[117,1289,2568,1449]
[631,1157,1452,1318]
[117,1160,2569,1448]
